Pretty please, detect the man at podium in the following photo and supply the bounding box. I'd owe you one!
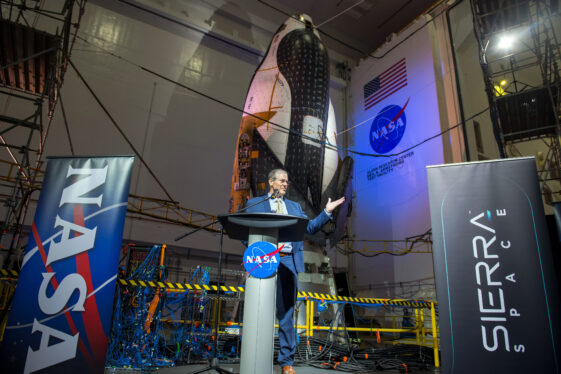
[244,169,345,374]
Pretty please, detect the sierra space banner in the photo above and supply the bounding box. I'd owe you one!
[427,158,561,374]
[1,156,134,374]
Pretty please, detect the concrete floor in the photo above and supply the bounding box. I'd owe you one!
[157,365,438,373]
[106,363,439,374]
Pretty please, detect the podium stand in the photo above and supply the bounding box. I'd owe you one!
[218,213,309,374]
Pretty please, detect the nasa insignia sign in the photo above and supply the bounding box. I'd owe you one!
[369,103,407,154]
[243,241,280,278]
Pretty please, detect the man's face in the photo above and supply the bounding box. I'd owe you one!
[269,172,289,197]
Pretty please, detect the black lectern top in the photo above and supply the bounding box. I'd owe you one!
[218,212,309,242]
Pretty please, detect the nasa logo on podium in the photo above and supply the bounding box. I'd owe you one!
[243,241,280,278]
[369,102,408,154]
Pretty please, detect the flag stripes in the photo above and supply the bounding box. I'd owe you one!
[363,57,407,110]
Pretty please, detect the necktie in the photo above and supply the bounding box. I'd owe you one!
[276,198,283,214]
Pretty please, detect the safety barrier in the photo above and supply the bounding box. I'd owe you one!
[0,254,440,372]
[115,276,440,369]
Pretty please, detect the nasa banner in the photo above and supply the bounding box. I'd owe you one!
[1,155,134,374]
[427,158,561,374]
[349,17,444,292]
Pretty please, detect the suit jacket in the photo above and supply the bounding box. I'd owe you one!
[244,195,331,273]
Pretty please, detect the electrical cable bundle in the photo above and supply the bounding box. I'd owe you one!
[107,257,241,370]
[106,246,175,371]
[287,299,436,372]
[291,336,435,373]
[106,248,436,371]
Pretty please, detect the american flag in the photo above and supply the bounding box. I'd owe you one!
[363,57,407,111]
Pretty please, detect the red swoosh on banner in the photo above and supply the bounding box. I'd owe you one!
[243,244,285,274]
[73,205,109,372]
[31,222,96,369]
[375,97,410,153]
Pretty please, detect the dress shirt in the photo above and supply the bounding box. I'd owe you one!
[269,195,293,253]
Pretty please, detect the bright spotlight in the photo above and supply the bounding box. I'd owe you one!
[500,79,507,86]
[497,35,515,49]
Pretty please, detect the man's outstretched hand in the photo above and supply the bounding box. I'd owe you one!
[325,196,346,214]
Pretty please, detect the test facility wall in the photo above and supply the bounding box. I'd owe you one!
[0,0,349,274]
[348,18,445,298]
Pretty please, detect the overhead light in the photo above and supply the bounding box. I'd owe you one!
[494,84,506,96]
[500,79,507,86]
[497,34,515,50]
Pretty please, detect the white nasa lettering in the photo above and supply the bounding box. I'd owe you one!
[38,272,87,314]
[371,127,384,140]
[59,166,108,207]
[496,209,507,216]
[246,254,278,264]
[505,273,516,283]
[23,319,79,374]
[500,240,511,249]
[46,215,97,266]
[372,119,404,140]
[27,165,107,372]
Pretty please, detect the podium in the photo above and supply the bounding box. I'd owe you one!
[218,212,309,374]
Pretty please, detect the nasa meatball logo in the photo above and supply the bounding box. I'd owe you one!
[243,241,280,278]
[369,102,407,154]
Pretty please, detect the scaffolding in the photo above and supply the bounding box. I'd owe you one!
[112,255,440,372]
[0,1,86,267]
[470,0,561,202]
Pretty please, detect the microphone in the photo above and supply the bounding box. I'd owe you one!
[175,190,282,242]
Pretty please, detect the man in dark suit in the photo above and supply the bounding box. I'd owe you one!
[244,169,345,374]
